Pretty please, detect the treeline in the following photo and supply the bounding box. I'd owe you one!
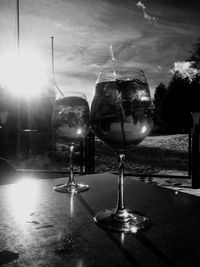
[152,38,200,135]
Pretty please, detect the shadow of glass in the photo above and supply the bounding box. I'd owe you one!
[135,233,176,267]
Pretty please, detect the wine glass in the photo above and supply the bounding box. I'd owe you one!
[91,67,153,233]
[53,92,90,193]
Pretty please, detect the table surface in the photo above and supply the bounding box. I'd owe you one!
[0,172,200,267]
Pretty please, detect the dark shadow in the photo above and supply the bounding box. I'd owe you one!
[104,231,142,267]
[135,233,176,267]
[76,194,141,266]
[76,193,176,266]
[0,250,19,266]
[75,193,95,217]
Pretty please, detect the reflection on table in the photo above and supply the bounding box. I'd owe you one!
[0,172,200,266]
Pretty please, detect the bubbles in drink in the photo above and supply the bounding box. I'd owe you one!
[91,79,153,152]
[53,96,90,144]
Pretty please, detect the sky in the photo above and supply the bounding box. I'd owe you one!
[0,0,199,103]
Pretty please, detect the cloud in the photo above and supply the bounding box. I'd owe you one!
[136,1,158,24]
[136,1,146,10]
[169,61,198,82]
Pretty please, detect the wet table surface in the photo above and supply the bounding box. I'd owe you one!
[1,172,200,267]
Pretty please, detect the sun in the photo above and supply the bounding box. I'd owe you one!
[0,49,48,99]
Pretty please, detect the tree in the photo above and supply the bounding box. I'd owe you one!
[160,70,200,133]
[153,83,167,111]
[188,38,200,68]
[161,76,189,132]
[154,38,200,133]
[152,83,168,133]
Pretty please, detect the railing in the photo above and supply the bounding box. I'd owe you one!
[0,126,95,175]
[190,112,200,188]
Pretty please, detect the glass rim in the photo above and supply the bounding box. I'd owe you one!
[57,91,87,99]
[99,66,145,73]
[96,67,147,83]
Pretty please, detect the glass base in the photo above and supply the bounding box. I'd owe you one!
[94,208,149,234]
[54,182,89,193]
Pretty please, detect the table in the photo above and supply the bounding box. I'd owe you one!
[0,172,200,266]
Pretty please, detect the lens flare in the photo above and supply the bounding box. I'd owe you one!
[0,49,48,99]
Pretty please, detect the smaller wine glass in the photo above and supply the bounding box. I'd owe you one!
[52,92,90,193]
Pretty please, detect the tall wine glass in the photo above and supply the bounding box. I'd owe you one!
[53,92,90,193]
[91,67,153,233]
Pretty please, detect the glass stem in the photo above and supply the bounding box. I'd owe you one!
[68,144,75,184]
[116,153,125,212]
[115,153,131,222]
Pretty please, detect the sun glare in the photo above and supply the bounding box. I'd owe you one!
[7,177,39,223]
[0,50,48,99]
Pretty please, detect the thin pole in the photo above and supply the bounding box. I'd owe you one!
[17,0,21,160]
[17,0,20,52]
[51,36,54,81]
[51,36,56,163]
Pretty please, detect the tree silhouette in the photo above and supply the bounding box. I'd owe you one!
[158,38,200,133]
[188,37,200,68]
[160,75,194,132]
[153,82,168,133]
